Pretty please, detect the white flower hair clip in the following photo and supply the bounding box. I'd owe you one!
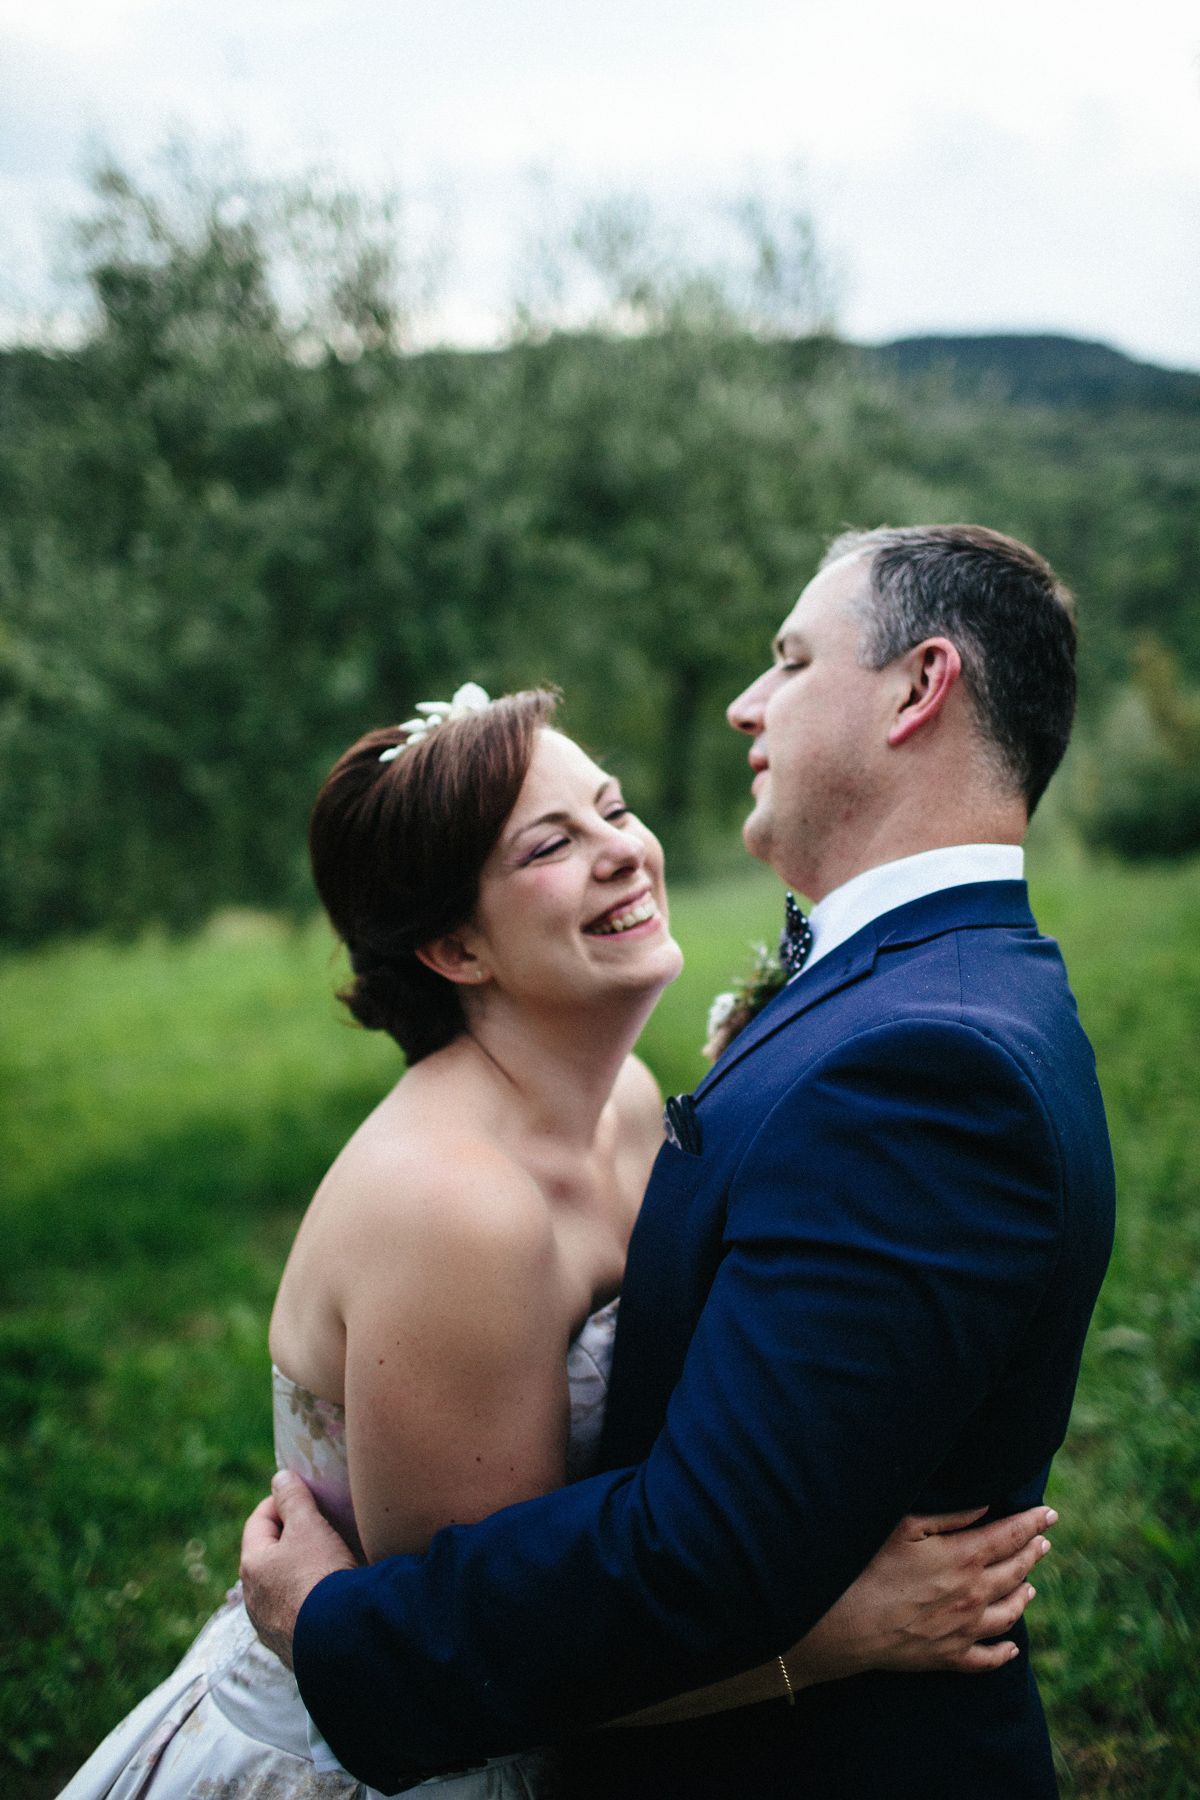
[379,682,492,761]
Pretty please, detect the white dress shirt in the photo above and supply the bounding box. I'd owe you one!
[799,843,1025,976]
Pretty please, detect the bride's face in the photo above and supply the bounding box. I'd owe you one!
[468,730,683,1009]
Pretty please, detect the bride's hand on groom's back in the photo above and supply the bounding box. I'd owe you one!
[786,1504,1056,1687]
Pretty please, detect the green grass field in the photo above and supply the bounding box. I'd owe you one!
[2,864,1198,1797]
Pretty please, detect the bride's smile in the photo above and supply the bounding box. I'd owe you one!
[446,729,683,1010]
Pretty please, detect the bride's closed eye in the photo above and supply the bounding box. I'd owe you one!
[526,837,570,862]
[519,795,630,863]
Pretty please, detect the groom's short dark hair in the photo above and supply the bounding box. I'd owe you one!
[822,524,1077,814]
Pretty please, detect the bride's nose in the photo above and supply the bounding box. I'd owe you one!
[593,819,644,879]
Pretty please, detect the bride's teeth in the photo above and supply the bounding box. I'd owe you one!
[594,898,657,934]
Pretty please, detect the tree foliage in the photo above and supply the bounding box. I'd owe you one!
[2,165,1198,942]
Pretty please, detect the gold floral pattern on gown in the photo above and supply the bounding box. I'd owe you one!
[270,1367,360,1559]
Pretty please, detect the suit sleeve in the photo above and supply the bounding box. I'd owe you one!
[293,1019,1065,1793]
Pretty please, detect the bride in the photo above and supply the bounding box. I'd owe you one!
[61,685,1053,1800]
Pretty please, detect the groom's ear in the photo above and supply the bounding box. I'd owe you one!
[414,935,485,985]
[887,636,963,747]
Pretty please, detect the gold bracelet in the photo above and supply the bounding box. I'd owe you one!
[777,1654,796,1707]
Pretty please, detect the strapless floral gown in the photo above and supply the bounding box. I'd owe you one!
[58,1300,619,1800]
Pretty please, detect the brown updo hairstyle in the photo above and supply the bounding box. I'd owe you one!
[309,688,558,1063]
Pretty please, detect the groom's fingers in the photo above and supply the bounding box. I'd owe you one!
[240,1476,358,1671]
[270,1467,325,1529]
[241,1492,285,1557]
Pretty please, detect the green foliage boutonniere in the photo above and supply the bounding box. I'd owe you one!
[702,943,789,1061]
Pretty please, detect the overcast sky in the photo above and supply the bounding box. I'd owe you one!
[2,0,1198,365]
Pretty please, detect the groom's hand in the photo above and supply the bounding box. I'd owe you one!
[240,1471,359,1669]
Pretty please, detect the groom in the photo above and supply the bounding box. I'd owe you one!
[243,524,1114,1798]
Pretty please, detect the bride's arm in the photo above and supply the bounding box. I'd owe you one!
[608,1501,1055,1727]
[336,1151,573,1565]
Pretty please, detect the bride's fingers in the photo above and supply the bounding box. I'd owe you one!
[952,1638,1023,1674]
[952,1505,1056,1568]
[974,1580,1039,1640]
[930,1582,1038,1675]
[978,1506,1057,1567]
[902,1503,1056,1560]
[900,1505,989,1538]
[976,1533,1051,1603]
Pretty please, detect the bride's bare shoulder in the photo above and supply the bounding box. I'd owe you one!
[271,1054,560,1401]
[308,1060,553,1271]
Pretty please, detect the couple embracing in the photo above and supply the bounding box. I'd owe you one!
[63,524,1114,1800]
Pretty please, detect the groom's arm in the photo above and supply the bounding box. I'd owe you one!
[290,1018,1079,1792]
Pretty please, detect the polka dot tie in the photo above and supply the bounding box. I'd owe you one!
[778,891,813,979]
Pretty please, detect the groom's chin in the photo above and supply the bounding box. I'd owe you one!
[741,809,773,866]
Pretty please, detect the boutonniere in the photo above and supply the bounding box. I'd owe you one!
[702,894,812,1061]
[702,943,789,1061]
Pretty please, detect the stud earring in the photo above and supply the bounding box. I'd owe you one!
[475,968,486,981]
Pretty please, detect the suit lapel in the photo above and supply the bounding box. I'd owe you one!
[696,933,876,1096]
[696,880,1036,1098]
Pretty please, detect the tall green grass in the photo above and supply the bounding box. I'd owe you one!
[1023,870,1200,1796]
[1,866,1197,1796]
[0,913,398,1791]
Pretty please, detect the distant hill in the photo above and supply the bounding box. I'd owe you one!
[873,333,1200,411]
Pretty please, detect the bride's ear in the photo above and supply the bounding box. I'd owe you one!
[414,935,488,986]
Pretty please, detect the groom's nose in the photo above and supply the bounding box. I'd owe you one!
[728,668,772,736]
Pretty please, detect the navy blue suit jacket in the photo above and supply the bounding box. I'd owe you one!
[294,882,1115,1798]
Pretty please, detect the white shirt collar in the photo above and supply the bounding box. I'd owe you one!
[800,844,1025,975]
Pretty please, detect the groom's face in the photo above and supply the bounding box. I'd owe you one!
[728,554,894,898]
